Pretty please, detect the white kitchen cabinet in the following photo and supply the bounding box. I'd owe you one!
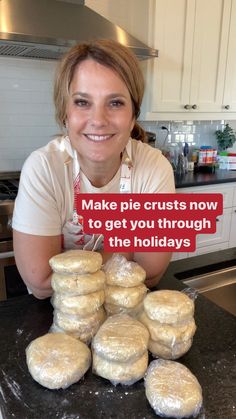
[196,208,231,248]
[229,207,236,247]
[229,187,236,247]
[145,0,236,120]
[172,182,236,260]
[222,0,236,112]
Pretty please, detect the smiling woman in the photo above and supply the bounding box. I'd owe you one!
[12,39,175,299]
[65,59,135,185]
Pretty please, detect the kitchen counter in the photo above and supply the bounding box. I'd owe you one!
[0,249,235,419]
[175,168,236,188]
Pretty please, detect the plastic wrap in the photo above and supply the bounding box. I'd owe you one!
[51,290,105,316]
[92,314,149,363]
[102,254,146,287]
[148,337,193,360]
[139,311,196,346]
[104,301,143,318]
[92,350,148,386]
[49,249,102,274]
[51,270,106,295]
[145,359,203,418]
[104,284,147,308]
[26,333,91,390]
[53,306,106,344]
[182,287,199,301]
[143,290,194,324]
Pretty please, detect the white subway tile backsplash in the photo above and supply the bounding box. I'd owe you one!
[140,119,236,152]
[1,55,236,172]
[0,56,58,171]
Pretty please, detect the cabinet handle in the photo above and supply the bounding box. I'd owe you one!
[224,105,230,110]
[192,104,197,109]
[184,104,191,110]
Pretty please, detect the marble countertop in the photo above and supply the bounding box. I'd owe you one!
[175,169,236,188]
[0,248,235,418]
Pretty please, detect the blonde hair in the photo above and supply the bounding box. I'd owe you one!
[54,39,147,142]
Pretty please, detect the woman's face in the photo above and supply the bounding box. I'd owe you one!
[66,59,135,165]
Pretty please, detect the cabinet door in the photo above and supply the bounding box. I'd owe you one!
[196,207,231,248]
[229,206,236,247]
[222,0,236,112]
[149,0,230,114]
[189,0,230,112]
[150,0,192,112]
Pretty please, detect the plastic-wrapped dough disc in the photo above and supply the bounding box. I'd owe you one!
[51,270,106,295]
[49,250,102,274]
[103,254,146,287]
[104,284,147,308]
[92,314,149,363]
[139,311,196,346]
[53,306,106,343]
[49,323,97,342]
[92,350,148,386]
[26,333,91,390]
[51,290,105,316]
[104,301,143,318]
[145,359,203,418]
[148,337,193,360]
[144,290,194,324]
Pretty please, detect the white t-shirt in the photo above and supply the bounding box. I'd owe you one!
[13,136,175,237]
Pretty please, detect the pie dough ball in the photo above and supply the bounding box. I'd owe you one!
[92,351,148,385]
[105,284,147,308]
[49,250,102,274]
[104,301,143,318]
[148,338,193,360]
[51,270,106,295]
[103,254,146,287]
[145,359,203,418]
[51,290,105,317]
[144,290,194,324]
[53,306,106,343]
[92,314,149,362]
[26,333,91,390]
[139,311,196,346]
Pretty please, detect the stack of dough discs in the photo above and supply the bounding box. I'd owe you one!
[103,254,147,317]
[49,250,106,344]
[140,290,196,359]
[92,314,149,385]
[26,333,91,390]
[145,359,203,418]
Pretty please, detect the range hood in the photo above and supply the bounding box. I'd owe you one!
[0,0,158,60]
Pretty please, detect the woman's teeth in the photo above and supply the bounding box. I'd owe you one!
[85,134,112,141]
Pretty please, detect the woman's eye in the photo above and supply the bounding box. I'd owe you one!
[110,100,124,107]
[74,99,89,107]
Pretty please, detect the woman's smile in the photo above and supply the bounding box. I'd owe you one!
[83,133,115,142]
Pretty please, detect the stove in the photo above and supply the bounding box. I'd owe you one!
[0,173,19,240]
[0,172,27,300]
[0,179,19,200]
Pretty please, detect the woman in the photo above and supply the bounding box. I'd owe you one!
[13,39,175,299]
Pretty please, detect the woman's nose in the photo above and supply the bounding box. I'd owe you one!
[90,105,108,127]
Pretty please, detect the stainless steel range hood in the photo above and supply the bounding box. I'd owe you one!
[0,0,158,60]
